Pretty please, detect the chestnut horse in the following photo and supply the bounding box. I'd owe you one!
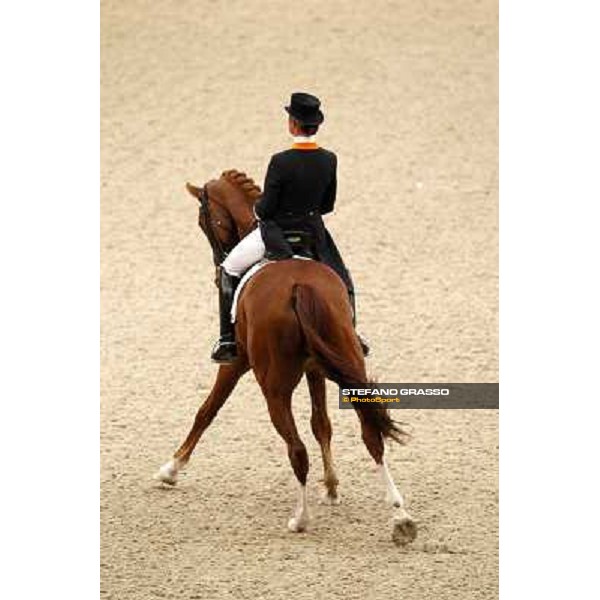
[156,170,417,544]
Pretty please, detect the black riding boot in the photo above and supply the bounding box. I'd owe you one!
[348,289,370,357]
[211,269,240,363]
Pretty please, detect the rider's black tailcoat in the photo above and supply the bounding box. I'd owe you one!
[255,147,337,220]
[254,146,352,290]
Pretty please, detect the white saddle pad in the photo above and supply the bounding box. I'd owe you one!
[231,256,312,323]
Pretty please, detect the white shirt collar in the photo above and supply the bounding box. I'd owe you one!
[292,135,317,144]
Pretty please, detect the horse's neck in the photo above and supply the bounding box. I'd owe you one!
[214,177,259,238]
[228,197,257,238]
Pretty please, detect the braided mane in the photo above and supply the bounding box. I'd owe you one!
[221,169,262,201]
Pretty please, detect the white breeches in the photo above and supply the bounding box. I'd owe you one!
[221,228,265,277]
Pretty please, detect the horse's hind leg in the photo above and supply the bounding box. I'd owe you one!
[155,358,249,485]
[356,409,417,546]
[306,369,339,505]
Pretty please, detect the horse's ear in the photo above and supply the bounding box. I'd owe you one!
[186,182,201,199]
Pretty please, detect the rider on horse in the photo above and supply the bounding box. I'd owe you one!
[212,91,369,363]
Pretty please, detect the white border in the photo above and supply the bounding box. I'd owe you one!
[1,1,599,598]
[501,1,599,598]
[1,2,99,598]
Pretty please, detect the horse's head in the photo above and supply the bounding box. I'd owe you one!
[186,181,239,265]
[186,170,261,266]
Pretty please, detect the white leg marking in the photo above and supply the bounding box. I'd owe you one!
[287,484,309,532]
[378,460,404,507]
[154,457,185,485]
[377,460,417,545]
[319,488,341,505]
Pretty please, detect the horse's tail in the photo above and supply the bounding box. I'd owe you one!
[292,284,409,444]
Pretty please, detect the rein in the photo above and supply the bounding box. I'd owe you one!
[199,185,228,266]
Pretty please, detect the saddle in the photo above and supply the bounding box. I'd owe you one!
[282,230,317,259]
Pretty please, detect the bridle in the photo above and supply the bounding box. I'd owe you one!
[199,185,231,266]
[198,183,259,267]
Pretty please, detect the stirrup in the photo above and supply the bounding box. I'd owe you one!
[211,338,238,364]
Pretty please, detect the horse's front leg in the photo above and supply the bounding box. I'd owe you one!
[155,358,249,484]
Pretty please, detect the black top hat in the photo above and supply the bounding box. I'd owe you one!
[284,92,324,126]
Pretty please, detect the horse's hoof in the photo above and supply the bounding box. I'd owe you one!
[391,510,418,546]
[287,516,308,533]
[154,460,179,485]
[318,490,341,506]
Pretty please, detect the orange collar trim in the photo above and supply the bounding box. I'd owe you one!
[292,142,319,150]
